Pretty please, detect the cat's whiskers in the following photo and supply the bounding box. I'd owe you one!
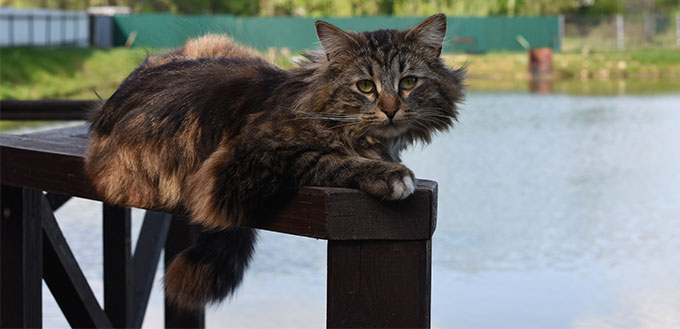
[277,106,365,123]
[414,108,458,122]
[328,121,363,130]
[405,110,453,128]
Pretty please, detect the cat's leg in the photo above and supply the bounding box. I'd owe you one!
[184,142,240,230]
[183,141,296,229]
[296,153,416,201]
[185,146,416,230]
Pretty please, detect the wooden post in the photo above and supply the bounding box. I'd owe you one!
[528,47,553,78]
[103,204,133,328]
[164,216,205,329]
[0,186,43,328]
[8,14,14,46]
[558,15,564,51]
[132,211,172,328]
[42,194,113,328]
[617,14,624,51]
[46,15,51,46]
[676,12,679,47]
[327,240,432,328]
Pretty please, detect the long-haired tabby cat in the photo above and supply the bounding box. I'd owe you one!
[85,14,465,311]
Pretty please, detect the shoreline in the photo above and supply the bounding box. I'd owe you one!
[1,47,679,101]
[445,48,680,81]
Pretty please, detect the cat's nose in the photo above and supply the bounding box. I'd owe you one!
[381,107,399,120]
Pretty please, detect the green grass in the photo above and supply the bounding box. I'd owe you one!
[444,48,680,81]
[1,47,148,100]
[0,120,52,132]
[1,46,679,102]
[0,46,299,101]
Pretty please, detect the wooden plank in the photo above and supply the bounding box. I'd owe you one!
[0,144,102,200]
[0,99,96,120]
[45,192,72,211]
[164,216,205,328]
[0,186,43,329]
[327,239,432,328]
[0,126,88,157]
[131,210,172,328]
[103,204,133,328]
[41,193,113,328]
[324,180,437,240]
[1,125,437,240]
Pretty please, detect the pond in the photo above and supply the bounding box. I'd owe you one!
[37,90,680,328]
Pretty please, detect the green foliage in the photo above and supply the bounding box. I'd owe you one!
[512,0,580,15]
[259,0,384,16]
[393,0,507,16]
[18,0,680,16]
[655,0,680,11]
[580,0,624,14]
[9,0,676,16]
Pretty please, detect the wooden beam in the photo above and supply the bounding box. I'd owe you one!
[0,99,95,120]
[45,192,72,211]
[0,186,43,329]
[1,126,437,241]
[41,193,113,328]
[131,210,172,328]
[103,204,133,328]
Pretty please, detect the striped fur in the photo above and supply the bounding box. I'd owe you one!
[85,14,465,310]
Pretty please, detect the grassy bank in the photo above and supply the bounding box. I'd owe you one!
[1,47,679,101]
[1,47,148,100]
[446,48,680,80]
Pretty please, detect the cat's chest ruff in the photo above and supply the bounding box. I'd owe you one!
[354,136,402,162]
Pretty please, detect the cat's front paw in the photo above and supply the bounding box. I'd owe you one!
[359,165,416,201]
[389,174,415,200]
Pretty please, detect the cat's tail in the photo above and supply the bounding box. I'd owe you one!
[164,227,257,311]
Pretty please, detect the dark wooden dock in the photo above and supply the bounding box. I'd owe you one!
[0,101,437,328]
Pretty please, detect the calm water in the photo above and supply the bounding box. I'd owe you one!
[40,91,680,328]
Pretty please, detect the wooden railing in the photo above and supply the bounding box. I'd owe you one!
[0,101,437,328]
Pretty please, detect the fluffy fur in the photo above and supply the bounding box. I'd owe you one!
[85,14,465,311]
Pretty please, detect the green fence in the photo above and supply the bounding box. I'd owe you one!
[113,14,561,53]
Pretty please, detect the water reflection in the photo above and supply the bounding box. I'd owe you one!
[407,93,680,268]
[403,92,680,328]
[472,78,680,95]
[528,78,553,94]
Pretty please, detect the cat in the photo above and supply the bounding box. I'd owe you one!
[85,13,465,311]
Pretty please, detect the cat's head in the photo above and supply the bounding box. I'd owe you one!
[303,14,465,145]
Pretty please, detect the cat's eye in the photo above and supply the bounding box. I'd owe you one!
[356,80,376,93]
[399,76,417,90]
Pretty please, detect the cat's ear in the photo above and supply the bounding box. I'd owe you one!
[315,21,357,60]
[405,14,447,56]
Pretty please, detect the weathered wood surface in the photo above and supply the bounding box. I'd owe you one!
[1,125,437,241]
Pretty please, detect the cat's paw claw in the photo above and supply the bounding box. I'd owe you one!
[388,175,415,200]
